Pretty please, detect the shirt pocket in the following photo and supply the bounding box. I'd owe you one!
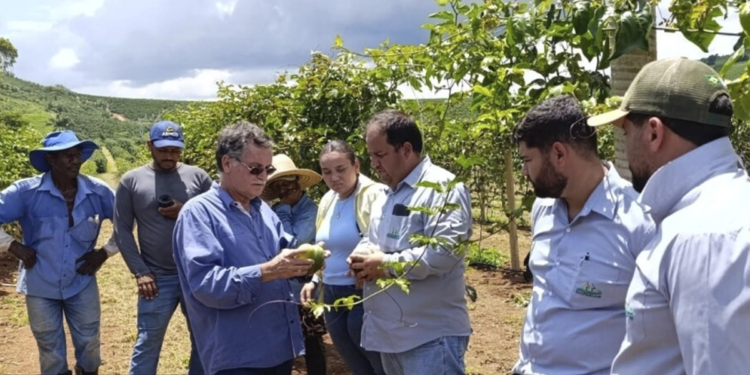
[70,215,100,250]
[625,273,652,343]
[32,216,57,244]
[567,252,627,309]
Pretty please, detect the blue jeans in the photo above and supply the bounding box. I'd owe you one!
[214,359,293,375]
[129,275,203,375]
[323,284,385,375]
[380,336,470,375]
[26,278,101,375]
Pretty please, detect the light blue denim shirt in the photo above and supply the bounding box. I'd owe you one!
[0,173,116,300]
[272,193,318,245]
[359,156,473,353]
[272,193,318,302]
[172,182,304,374]
[513,163,656,375]
[612,137,750,375]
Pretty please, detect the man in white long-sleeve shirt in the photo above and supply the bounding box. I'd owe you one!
[589,57,750,375]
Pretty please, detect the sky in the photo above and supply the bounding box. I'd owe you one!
[0,0,743,101]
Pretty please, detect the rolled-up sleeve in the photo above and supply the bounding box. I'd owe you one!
[173,206,263,309]
[383,183,472,280]
[0,183,25,252]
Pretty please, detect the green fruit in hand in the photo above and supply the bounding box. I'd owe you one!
[298,244,325,275]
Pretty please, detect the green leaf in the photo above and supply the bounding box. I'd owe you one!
[393,278,411,294]
[472,85,492,98]
[521,193,536,212]
[456,155,482,168]
[436,0,448,6]
[720,46,746,78]
[414,180,446,192]
[741,2,750,35]
[611,9,652,60]
[571,0,592,36]
[334,35,344,48]
[429,10,454,21]
[407,206,436,215]
[588,5,607,41]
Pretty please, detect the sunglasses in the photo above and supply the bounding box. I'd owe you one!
[234,159,276,176]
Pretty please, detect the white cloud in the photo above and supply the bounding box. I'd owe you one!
[6,20,53,33]
[75,69,235,100]
[3,0,745,102]
[215,0,238,18]
[49,48,81,69]
[42,0,106,20]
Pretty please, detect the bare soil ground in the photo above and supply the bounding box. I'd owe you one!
[0,149,533,374]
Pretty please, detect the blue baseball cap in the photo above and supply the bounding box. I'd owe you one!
[29,130,99,172]
[150,121,185,148]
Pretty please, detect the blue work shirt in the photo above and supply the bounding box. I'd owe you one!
[272,193,318,302]
[513,163,656,375]
[0,173,116,300]
[272,193,318,245]
[173,182,304,375]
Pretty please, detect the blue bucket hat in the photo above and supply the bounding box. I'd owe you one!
[29,130,99,172]
[150,121,185,148]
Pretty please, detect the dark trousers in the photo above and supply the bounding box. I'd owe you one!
[304,335,327,375]
[214,360,294,375]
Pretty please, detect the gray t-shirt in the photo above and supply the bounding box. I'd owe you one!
[114,163,213,276]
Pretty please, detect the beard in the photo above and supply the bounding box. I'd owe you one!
[629,167,652,193]
[531,162,568,198]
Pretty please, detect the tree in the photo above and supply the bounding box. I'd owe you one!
[0,37,18,72]
[0,111,29,129]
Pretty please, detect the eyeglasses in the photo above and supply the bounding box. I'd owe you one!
[234,159,276,176]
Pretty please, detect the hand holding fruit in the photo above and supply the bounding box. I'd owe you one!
[260,248,314,282]
[348,246,386,282]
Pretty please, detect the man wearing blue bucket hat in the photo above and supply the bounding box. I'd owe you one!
[114,120,212,375]
[0,129,118,375]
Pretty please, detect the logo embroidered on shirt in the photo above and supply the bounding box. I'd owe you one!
[575,282,602,298]
[625,304,634,320]
[386,229,400,239]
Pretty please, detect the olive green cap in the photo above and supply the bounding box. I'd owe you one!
[588,57,732,128]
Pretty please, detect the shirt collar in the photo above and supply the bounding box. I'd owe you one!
[38,173,93,198]
[214,181,262,212]
[638,137,745,223]
[391,155,432,193]
[554,162,620,222]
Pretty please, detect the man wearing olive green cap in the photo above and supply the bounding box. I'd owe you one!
[588,57,750,375]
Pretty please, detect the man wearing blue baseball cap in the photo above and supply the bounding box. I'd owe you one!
[0,130,119,375]
[114,120,212,374]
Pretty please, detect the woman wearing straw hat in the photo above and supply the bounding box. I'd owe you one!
[262,153,327,375]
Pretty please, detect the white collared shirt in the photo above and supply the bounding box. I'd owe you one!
[612,137,750,375]
[513,163,655,375]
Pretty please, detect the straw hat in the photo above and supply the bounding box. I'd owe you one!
[261,154,322,201]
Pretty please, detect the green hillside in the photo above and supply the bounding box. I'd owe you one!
[701,51,749,80]
[0,73,192,175]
